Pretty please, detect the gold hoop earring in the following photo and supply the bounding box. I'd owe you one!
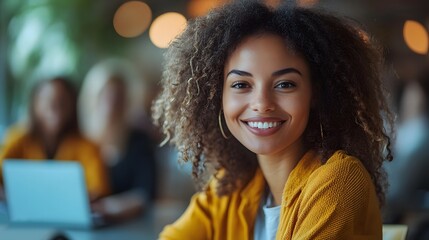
[218,110,229,139]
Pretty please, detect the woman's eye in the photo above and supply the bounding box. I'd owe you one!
[275,81,296,89]
[231,82,249,89]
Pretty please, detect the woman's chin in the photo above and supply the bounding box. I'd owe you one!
[242,143,281,156]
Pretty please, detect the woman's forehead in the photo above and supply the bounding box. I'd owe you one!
[224,34,309,77]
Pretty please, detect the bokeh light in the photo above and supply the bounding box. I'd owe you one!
[149,12,187,49]
[296,0,319,7]
[113,1,152,38]
[265,0,281,8]
[403,20,429,55]
[187,0,226,18]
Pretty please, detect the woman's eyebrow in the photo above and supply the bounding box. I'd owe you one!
[226,69,253,78]
[272,68,302,77]
[226,68,302,78]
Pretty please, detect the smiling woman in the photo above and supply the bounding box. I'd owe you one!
[153,1,393,239]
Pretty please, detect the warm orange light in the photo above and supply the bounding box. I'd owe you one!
[296,0,319,7]
[113,1,152,38]
[403,20,429,55]
[265,0,281,8]
[188,0,226,18]
[149,12,187,49]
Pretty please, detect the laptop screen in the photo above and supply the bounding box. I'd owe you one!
[2,160,93,228]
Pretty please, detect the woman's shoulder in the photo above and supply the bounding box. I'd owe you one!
[3,127,32,146]
[307,150,373,191]
[0,128,33,159]
[299,150,378,212]
[319,150,369,177]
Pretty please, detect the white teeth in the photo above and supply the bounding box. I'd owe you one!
[247,121,283,129]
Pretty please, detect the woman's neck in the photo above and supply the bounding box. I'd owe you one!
[98,121,128,146]
[40,132,64,159]
[257,140,306,206]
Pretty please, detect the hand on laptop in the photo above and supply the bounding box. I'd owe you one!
[90,191,144,223]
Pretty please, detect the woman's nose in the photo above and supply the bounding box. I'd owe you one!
[250,88,275,113]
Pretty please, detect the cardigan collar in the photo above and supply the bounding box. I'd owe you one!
[282,150,321,206]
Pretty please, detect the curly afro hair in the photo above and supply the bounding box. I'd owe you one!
[153,0,393,205]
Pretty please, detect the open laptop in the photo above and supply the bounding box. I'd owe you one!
[2,160,106,229]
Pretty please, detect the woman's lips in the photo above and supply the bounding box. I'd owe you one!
[241,118,286,137]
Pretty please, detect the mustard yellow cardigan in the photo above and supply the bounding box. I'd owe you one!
[160,150,382,239]
[0,131,110,199]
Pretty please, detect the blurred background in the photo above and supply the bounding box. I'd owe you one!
[0,0,428,130]
[0,0,429,239]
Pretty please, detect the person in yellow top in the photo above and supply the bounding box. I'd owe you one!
[0,77,110,200]
[152,1,393,239]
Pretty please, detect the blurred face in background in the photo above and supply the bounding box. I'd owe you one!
[33,81,74,138]
[97,77,127,123]
[400,81,426,123]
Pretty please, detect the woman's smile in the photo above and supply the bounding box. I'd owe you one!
[241,117,287,137]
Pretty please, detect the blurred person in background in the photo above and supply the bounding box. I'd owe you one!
[384,69,429,239]
[79,59,157,222]
[0,77,110,200]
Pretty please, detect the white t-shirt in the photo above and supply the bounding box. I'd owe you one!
[254,190,281,240]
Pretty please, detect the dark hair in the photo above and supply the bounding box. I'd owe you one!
[29,77,80,137]
[153,1,393,204]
